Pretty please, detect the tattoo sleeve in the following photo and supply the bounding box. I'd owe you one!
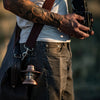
[3,0,63,28]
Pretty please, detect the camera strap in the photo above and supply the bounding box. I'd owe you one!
[25,0,55,49]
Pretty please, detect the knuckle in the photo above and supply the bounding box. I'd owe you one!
[74,28,78,33]
[80,37,84,39]
[77,23,80,27]
[75,27,78,31]
[73,13,76,17]
[83,33,89,37]
[74,22,79,28]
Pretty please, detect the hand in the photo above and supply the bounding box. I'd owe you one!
[58,14,94,39]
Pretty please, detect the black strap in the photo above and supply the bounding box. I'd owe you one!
[14,24,21,49]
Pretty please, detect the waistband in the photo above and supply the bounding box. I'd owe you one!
[36,41,70,48]
[19,41,71,60]
[20,41,70,49]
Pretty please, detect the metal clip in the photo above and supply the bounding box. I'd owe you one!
[21,45,34,60]
[14,54,22,59]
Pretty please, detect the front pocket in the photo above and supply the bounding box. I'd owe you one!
[46,44,64,57]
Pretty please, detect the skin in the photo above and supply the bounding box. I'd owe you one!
[3,0,94,39]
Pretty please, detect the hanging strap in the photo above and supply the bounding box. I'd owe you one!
[25,0,55,49]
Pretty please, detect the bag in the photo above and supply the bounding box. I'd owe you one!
[0,61,28,100]
[0,37,28,100]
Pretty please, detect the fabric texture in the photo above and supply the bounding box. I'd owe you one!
[20,41,74,100]
[0,27,16,98]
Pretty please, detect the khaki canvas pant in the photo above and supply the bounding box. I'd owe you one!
[20,41,74,100]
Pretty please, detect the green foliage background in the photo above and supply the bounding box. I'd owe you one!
[0,0,100,100]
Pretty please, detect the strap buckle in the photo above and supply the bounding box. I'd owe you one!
[21,44,34,60]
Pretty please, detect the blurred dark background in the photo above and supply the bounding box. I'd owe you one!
[0,0,100,100]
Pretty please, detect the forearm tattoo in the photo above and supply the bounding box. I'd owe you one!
[4,0,63,28]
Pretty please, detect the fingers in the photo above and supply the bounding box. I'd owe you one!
[70,27,90,39]
[77,29,89,38]
[73,20,91,38]
[89,30,94,35]
[74,14,94,37]
[74,14,84,21]
[71,22,90,39]
[59,14,94,39]
[91,18,93,22]
[74,20,90,34]
[79,24,90,31]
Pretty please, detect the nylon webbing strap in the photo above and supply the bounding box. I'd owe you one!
[25,0,55,49]
[14,24,21,48]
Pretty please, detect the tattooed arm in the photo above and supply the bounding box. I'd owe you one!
[3,0,94,39]
[3,0,62,28]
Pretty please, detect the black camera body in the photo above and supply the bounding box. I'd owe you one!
[71,0,93,34]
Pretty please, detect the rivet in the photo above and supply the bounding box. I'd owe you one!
[58,45,60,47]
[46,44,48,47]
[60,35,64,38]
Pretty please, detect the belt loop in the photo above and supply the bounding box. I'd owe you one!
[67,43,70,51]
[67,42,72,57]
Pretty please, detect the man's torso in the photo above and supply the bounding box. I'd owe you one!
[16,0,70,43]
